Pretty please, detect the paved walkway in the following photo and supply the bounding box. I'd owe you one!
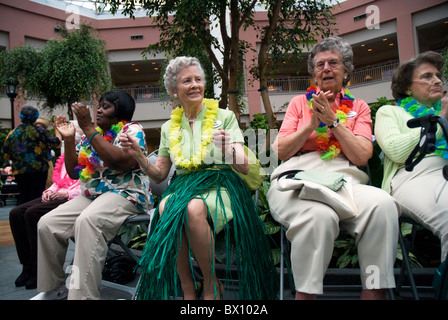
[0,198,139,300]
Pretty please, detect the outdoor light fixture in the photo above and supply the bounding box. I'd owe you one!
[6,77,18,128]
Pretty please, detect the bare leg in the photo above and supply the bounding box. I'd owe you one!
[360,289,387,300]
[296,289,387,300]
[159,197,221,300]
[157,198,196,299]
[176,230,197,300]
[295,291,316,300]
[183,199,221,300]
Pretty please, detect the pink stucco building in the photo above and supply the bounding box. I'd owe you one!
[0,0,447,149]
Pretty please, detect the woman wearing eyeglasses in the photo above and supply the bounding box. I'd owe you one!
[375,51,448,263]
[267,36,400,300]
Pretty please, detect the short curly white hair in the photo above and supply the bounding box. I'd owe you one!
[307,36,354,87]
[163,56,206,98]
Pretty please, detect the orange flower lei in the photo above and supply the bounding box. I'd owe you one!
[306,85,354,160]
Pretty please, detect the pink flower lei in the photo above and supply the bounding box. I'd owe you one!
[52,154,77,188]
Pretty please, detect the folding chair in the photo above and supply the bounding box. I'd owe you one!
[395,216,420,299]
[433,251,448,300]
[393,114,448,300]
[100,150,175,299]
[276,162,398,300]
[278,225,295,300]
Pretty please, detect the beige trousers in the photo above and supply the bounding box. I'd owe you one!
[267,153,400,295]
[37,193,142,300]
[391,156,448,261]
[269,180,399,294]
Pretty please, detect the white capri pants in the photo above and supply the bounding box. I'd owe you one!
[268,178,399,295]
[37,192,142,300]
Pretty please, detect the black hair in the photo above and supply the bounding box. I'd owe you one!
[19,104,39,123]
[99,90,135,121]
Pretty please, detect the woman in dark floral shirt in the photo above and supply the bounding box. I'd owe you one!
[2,105,61,204]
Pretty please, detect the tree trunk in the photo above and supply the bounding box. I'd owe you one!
[227,0,241,122]
[259,79,277,130]
[257,0,282,131]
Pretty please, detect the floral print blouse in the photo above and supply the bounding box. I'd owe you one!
[2,123,61,175]
[76,122,153,211]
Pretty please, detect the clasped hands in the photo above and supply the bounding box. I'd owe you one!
[310,91,338,127]
[212,129,234,159]
[42,190,68,203]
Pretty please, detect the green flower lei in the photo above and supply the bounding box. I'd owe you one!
[398,97,448,159]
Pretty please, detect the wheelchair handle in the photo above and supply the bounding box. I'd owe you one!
[405,114,448,180]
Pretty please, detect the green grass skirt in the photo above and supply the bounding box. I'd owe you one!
[135,168,278,300]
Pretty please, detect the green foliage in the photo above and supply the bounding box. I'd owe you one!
[35,24,113,113]
[333,234,359,268]
[0,124,11,167]
[250,0,338,80]
[117,224,147,250]
[0,24,113,118]
[0,46,41,90]
[368,97,394,187]
[443,46,448,84]
[369,96,395,126]
[249,113,270,132]
[396,222,423,268]
[332,225,423,269]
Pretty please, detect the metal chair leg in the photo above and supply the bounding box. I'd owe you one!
[397,228,419,299]
[280,227,284,300]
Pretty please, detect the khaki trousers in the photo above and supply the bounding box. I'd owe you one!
[37,193,142,300]
[268,179,399,295]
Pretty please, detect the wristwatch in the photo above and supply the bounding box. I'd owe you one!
[328,118,340,129]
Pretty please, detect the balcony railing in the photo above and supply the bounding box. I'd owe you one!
[266,77,312,93]
[266,61,399,93]
[349,61,398,87]
[113,61,399,100]
[116,85,162,101]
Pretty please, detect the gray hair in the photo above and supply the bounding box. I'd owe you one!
[163,56,206,98]
[307,36,354,87]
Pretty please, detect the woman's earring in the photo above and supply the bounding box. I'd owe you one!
[405,89,412,96]
[173,93,178,98]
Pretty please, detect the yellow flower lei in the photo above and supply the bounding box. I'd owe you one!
[169,98,219,171]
